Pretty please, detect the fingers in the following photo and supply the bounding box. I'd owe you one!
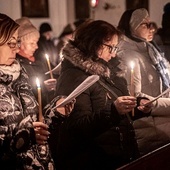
[34,127,50,145]
[44,79,57,91]
[33,122,50,145]
[33,122,48,129]
[114,96,137,114]
[137,105,152,113]
[116,96,137,108]
[56,98,76,116]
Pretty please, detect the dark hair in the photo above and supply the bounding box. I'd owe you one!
[117,9,135,37]
[39,22,52,34]
[71,20,121,60]
[0,13,19,46]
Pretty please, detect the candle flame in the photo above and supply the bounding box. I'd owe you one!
[90,0,98,8]
[36,78,40,88]
[130,61,134,70]
[45,54,49,60]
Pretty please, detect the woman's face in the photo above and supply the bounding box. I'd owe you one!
[20,35,39,57]
[133,17,154,41]
[0,30,20,65]
[98,34,119,62]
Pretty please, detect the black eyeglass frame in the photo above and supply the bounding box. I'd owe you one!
[140,22,153,29]
[7,39,21,49]
[103,43,119,54]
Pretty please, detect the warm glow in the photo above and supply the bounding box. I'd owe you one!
[90,0,99,8]
[130,61,134,71]
[36,77,40,88]
[45,53,53,79]
[45,53,49,60]
[36,77,43,122]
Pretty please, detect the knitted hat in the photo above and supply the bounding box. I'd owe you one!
[130,8,149,31]
[0,13,19,46]
[15,17,39,40]
[39,22,52,34]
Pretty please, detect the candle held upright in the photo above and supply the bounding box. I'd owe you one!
[36,78,43,122]
[45,54,53,79]
[130,61,135,116]
[130,61,135,96]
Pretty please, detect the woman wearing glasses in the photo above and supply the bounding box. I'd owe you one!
[0,13,75,169]
[117,8,170,156]
[53,19,152,170]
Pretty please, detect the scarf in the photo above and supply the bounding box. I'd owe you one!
[147,41,170,90]
[0,60,21,81]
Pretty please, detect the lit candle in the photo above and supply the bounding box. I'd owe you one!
[45,54,53,79]
[36,78,43,122]
[130,61,135,96]
[90,0,98,8]
[130,61,135,116]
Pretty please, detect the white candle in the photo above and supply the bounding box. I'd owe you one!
[130,61,135,116]
[130,61,135,96]
[45,54,53,79]
[36,78,43,122]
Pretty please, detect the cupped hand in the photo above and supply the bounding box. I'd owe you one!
[33,122,50,145]
[44,78,57,91]
[114,96,137,115]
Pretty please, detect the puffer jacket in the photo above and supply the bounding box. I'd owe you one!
[117,35,170,98]
[117,35,170,156]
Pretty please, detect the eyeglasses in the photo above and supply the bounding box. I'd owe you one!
[7,39,21,49]
[140,22,152,29]
[103,43,119,54]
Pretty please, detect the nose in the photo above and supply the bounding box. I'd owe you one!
[13,47,20,53]
[150,27,155,33]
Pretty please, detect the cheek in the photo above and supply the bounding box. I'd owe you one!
[0,50,10,64]
[22,44,30,54]
[137,29,149,39]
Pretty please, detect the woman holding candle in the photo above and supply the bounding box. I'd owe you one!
[15,17,57,107]
[54,19,152,170]
[117,8,170,156]
[0,13,74,170]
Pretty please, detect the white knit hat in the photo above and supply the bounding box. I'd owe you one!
[15,17,40,40]
[130,8,149,31]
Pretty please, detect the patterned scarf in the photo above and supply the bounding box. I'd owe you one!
[147,41,170,90]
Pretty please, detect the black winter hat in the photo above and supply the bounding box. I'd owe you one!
[39,22,52,34]
[162,3,170,29]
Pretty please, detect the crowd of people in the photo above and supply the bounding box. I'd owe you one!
[0,2,170,170]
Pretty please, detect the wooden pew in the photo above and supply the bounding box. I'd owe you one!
[117,143,170,170]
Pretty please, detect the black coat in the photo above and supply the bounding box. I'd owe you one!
[16,53,55,107]
[51,43,141,170]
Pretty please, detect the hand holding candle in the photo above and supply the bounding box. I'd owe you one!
[45,54,53,79]
[36,78,44,122]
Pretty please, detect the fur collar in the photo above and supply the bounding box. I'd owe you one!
[61,43,110,78]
